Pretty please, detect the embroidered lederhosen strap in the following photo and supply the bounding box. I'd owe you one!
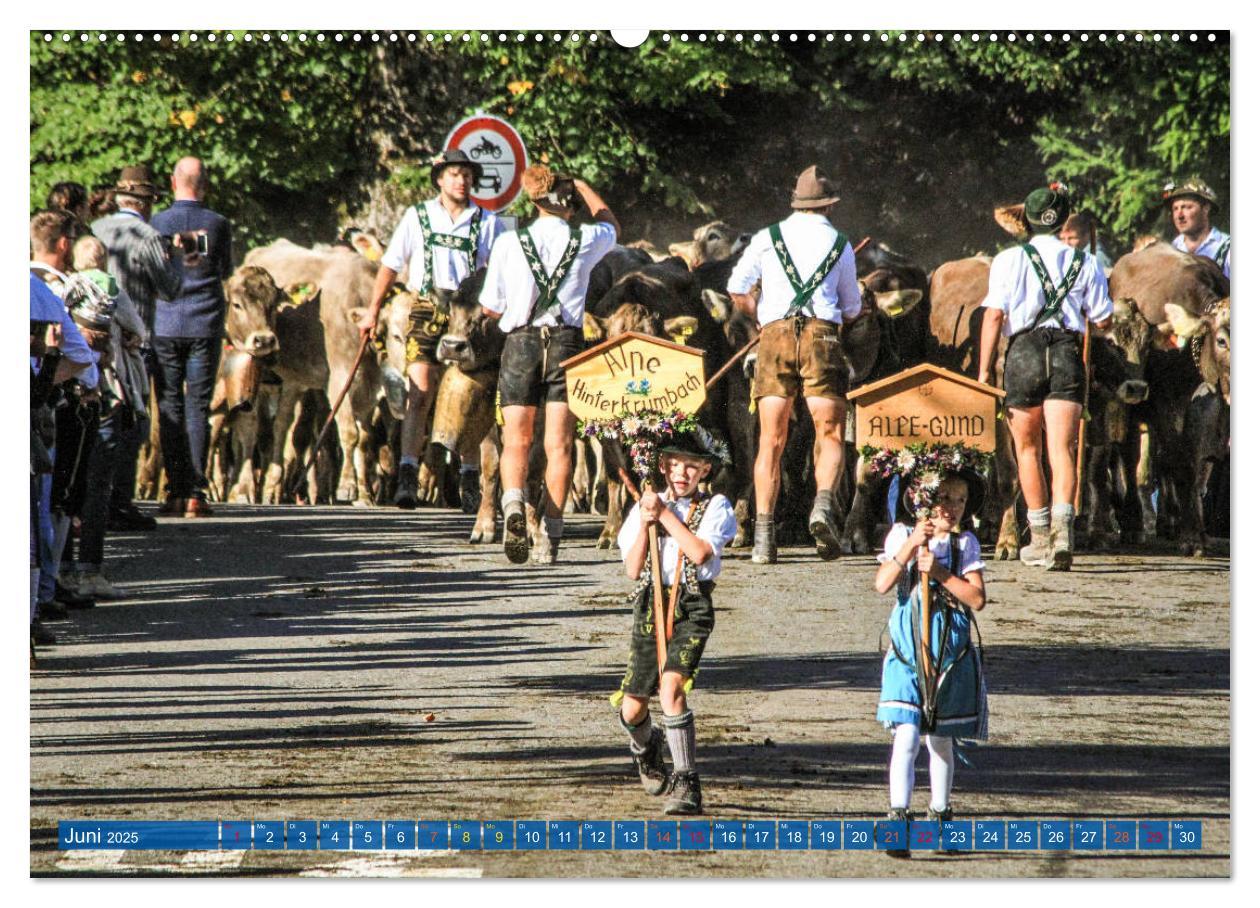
[628,493,712,605]
[518,226,583,327]
[768,223,848,319]
[415,203,483,295]
[1020,244,1085,330]
[1214,237,1231,270]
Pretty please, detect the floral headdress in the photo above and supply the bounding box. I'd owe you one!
[579,409,726,481]
[861,442,992,519]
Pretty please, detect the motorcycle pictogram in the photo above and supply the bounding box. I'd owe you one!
[469,136,503,160]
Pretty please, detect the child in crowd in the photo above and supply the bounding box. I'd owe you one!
[614,429,736,815]
[873,469,988,850]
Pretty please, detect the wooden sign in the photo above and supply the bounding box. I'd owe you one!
[846,363,1006,452]
[559,331,707,421]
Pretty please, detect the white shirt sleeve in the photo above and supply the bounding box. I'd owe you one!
[696,494,738,558]
[832,243,863,320]
[584,221,618,262]
[1082,257,1113,324]
[617,502,643,562]
[958,531,986,576]
[479,212,507,268]
[477,237,511,315]
[879,523,912,563]
[727,230,767,295]
[381,207,418,274]
[980,250,1014,313]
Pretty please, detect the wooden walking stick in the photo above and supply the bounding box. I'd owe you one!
[1074,223,1098,512]
[617,467,669,679]
[919,546,933,702]
[286,331,372,501]
[704,236,874,391]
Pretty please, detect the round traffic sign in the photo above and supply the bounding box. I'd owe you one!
[444,114,529,213]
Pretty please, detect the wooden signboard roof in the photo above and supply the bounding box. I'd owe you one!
[846,363,1005,404]
[561,331,707,420]
[847,363,1006,453]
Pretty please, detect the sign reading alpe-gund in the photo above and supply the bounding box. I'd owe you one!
[560,332,707,421]
[847,363,1007,453]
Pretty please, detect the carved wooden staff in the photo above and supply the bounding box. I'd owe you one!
[617,466,668,679]
[704,236,874,391]
[919,541,933,706]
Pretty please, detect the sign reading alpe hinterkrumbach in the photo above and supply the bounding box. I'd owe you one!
[847,363,1007,453]
[560,332,707,420]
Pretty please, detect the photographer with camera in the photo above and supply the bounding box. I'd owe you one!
[148,157,233,517]
[91,164,185,524]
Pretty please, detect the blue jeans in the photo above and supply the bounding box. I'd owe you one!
[151,338,221,498]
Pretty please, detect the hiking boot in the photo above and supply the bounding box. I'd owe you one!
[1019,525,1050,566]
[393,463,420,510]
[663,771,703,815]
[31,620,57,646]
[808,493,843,561]
[1047,514,1074,571]
[107,503,157,532]
[77,571,122,600]
[632,727,671,796]
[751,516,777,565]
[885,808,912,858]
[503,500,530,564]
[532,536,560,565]
[927,806,954,853]
[54,580,95,610]
[37,600,68,621]
[184,496,215,518]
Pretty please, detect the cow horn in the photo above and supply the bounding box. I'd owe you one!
[872,288,923,318]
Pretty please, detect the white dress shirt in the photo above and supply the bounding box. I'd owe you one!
[726,211,863,325]
[381,198,505,293]
[479,218,617,332]
[617,493,739,585]
[879,523,986,578]
[981,233,1112,336]
[1173,226,1231,280]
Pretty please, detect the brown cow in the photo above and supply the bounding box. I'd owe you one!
[668,221,750,270]
[231,242,383,505]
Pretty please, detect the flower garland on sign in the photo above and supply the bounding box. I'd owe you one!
[861,441,993,518]
[579,409,720,481]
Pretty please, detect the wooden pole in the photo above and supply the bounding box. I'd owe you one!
[704,236,874,392]
[919,548,933,692]
[286,331,372,501]
[618,467,669,678]
[1075,224,1097,512]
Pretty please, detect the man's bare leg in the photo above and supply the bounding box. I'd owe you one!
[500,404,536,563]
[753,396,792,563]
[805,395,846,560]
[1008,405,1051,565]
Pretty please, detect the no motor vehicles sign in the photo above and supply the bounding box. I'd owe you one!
[444,113,529,213]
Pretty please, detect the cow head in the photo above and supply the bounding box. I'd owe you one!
[1166,298,1231,404]
[600,302,665,340]
[668,221,750,269]
[224,265,287,357]
[1100,298,1153,405]
[435,270,501,374]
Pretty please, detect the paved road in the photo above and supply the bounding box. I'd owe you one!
[30,504,1230,877]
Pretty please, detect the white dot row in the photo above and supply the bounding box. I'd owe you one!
[40,31,1219,44]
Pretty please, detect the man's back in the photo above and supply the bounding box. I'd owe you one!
[92,210,182,333]
[150,200,233,339]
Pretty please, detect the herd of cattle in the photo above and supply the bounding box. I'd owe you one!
[135,212,1231,558]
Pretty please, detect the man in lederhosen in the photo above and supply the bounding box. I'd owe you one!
[1164,178,1231,280]
[357,150,506,507]
[977,184,1114,571]
[726,165,864,565]
[479,165,619,564]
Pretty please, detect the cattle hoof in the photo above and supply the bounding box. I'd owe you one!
[596,535,615,550]
[993,544,1016,561]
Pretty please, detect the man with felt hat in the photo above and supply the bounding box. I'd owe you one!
[977,183,1114,571]
[726,164,864,565]
[355,149,508,508]
[1164,178,1230,280]
[479,164,620,565]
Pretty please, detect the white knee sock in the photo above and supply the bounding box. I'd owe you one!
[924,734,955,812]
[888,723,921,809]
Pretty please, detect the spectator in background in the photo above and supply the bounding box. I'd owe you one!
[150,157,234,517]
[1163,178,1231,280]
[92,164,183,522]
[88,188,118,222]
[47,181,90,226]
[1058,211,1113,271]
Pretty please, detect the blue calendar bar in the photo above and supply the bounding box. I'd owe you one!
[1171,821,1202,850]
[648,820,678,850]
[549,821,580,850]
[286,821,316,850]
[484,821,513,850]
[417,821,449,850]
[385,821,414,850]
[581,821,612,850]
[811,820,842,850]
[319,821,350,850]
[221,821,251,850]
[680,820,710,851]
[517,821,547,850]
[845,820,876,850]
[941,820,972,851]
[353,821,382,850]
[1040,821,1070,851]
[745,820,775,850]
[613,820,645,850]
[713,820,742,850]
[1106,820,1136,850]
[973,820,1004,850]
[58,821,219,850]
[1072,821,1103,850]
[1139,821,1170,850]
[451,821,481,850]
[254,821,284,850]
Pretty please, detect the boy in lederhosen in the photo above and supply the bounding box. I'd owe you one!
[614,429,737,815]
[356,150,506,508]
[977,185,1113,570]
[726,165,864,565]
[479,165,619,564]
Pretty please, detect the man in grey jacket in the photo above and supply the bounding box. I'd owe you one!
[91,165,184,526]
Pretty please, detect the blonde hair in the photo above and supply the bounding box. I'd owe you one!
[73,235,108,272]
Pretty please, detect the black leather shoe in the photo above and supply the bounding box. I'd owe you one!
[37,600,68,621]
[108,504,158,531]
[31,620,57,645]
[54,582,96,610]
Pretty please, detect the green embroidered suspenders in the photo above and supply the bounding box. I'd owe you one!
[767,222,848,319]
[1214,237,1231,271]
[415,203,483,295]
[518,226,583,326]
[1020,244,1085,329]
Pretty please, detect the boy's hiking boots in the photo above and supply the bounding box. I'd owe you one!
[663,771,703,815]
[632,727,670,796]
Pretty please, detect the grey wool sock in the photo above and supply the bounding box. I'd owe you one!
[620,713,654,753]
[1027,506,1051,528]
[543,514,565,539]
[501,488,526,509]
[662,710,697,773]
[1051,503,1076,522]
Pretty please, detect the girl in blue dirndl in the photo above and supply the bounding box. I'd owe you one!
[873,470,988,834]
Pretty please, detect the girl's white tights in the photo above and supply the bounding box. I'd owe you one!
[888,723,954,812]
